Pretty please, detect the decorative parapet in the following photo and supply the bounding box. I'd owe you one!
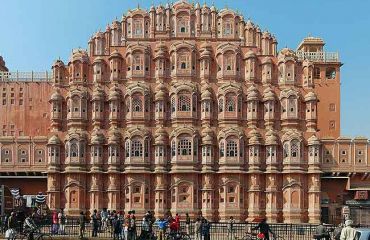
[296,51,340,63]
[0,71,51,82]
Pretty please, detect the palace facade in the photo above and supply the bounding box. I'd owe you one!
[1,0,370,224]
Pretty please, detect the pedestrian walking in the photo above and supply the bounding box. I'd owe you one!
[155,217,168,240]
[91,209,99,237]
[51,211,59,234]
[194,218,202,240]
[228,216,235,240]
[58,209,66,235]
[340,220,358,240]
[113,215,122,240]
[333,223,344,240]
[79,211,86,239]
[185,213,191,235]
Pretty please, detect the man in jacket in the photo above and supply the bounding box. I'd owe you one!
[340,220,358,240]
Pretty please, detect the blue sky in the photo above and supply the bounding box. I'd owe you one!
[0,0,369,137]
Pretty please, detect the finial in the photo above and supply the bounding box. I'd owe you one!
[137,3,140,9]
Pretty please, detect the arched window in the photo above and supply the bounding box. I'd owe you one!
[290,140,299,158]
[171,97,176,113]
[202,101,210,112]
[171,140,176,156]
[219,141,225,157]
[226,140,238,157]
[132,96,143,112]
[133,54,143,71]
[131,139,143,157]
[283,142,289,158]
[218,98,224,112]
[178,139,192,156]
[133,20,143,36]
[70,142,78,157]
[223,20,233,36]
[178,17,188,33]
[125,141,130,157]
[178,95,191,112]
[288,96,297,117]
[224,54,234,71]
[226,96,235,112]
[178,51,190,70]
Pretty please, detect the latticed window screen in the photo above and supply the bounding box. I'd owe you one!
[224,55,234,70]
[226,140,238,157]
[283,142,289,158]
[219,141,225,157]
[131,139,143,157]
[133,55,143,70]
[178,95,191,111]
[218,98,224,112]
[223,21,233,35]
[178,139,192,156]
[171,97,176,113]
[226,96,235,112]
[70,143,78,157]
[132,97,143,112]
[290,140,299,158]
[133,20,143,35]
[125,141,130,157]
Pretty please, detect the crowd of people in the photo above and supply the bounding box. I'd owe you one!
[314,219,359,240]
[0,208,364,240]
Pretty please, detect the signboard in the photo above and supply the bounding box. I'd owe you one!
[354,191,368,200]
[345,200,370,206]
[342,206,350,214]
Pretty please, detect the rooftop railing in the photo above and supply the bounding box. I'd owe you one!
[296,51,340,63]
[0,71,51,82]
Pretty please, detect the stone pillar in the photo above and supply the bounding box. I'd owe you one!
[247,174,264,221]
[89,173,102,213]
[107,173,120,211]
[154,174,167,217]
[47,173,60,211]
[308,174,321,223]
[201,174,215,221]
[265,174,279,222]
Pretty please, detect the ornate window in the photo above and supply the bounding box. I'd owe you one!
[178,17,189,33]
[125,141,130,157]
[178,52,190,70]
[290,140,299,159]
[288,97,297,118]
[219,141,225,157]
[131,139,143,157]
[132,97,143,112]
[218,98,224,112]
[226,140,238,157]
[283,142,289,158]
[133,20,143,36]
[171,140,176,156]
[133,55,143,71]
[178,139,192,156]
[70,143,78,157]
[223,20,233,36]
[202,101,210,112]
[178,95,191,112]
[171,97,176,113]
[226,96,235,112]
[224,54,234,71]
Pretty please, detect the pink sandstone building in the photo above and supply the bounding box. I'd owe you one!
[0,0,369,224]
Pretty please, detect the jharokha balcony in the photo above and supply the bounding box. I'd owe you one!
[296,51,339,63]
[0,71,52,82]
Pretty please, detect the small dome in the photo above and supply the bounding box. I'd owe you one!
[248,129,262,145]
[93,56,105,64]
[304,92,317,102]
[265,131,278,145]
[109,50,122,59]
[70,49,89,63]
[278,48,297,62]
[95,31,105,38]
[155,83,167,101]
[201,88,212,100]
[245,19,254,29]
[91,132,105,144]
[48,135,61,145]
[106,24,111,31]
[195,2,200,9]
[112,20,120,29]
[50,90,63,101]
[244,50,257,59]
[261,57,272,65]
[247,85,259,101]
[150,5,155,11]
[210,5,216,11]
[53,59,65,68]
[108,86,121,100]
[155,127,168,145]
[262,87,275,101]
[262,31,271,38]
[202,134,213,145]
[108,128,121,144]
[308,135,320,145]
[92,87,105,101]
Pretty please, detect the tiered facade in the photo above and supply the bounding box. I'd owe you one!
[1,0,369,224]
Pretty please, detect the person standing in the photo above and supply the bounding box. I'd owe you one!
[228,216,235,240]
[58,209,66,235]
[201,218,210,240]
[185,213,191,235]
[155,217,168,240]
[79,211,86,239]
[194,218,201,240]
[340,220,358,240]
[314,222,330,240]
[91,209,99,237]
[112,215,122,240]
[333,223,344,240]
[252,218,275,240]
[51,211,59,234]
